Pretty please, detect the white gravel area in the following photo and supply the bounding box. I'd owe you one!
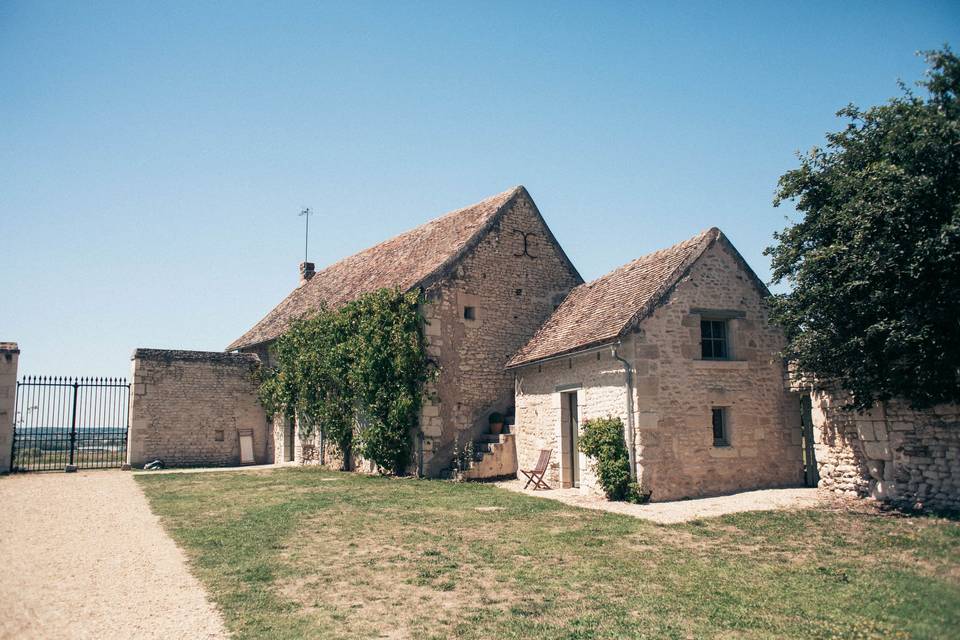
[0,471,228,640]
[496,480,821,524]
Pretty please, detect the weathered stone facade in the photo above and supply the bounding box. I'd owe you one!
[810,391,960,511]
[0,343,19,473]
[128,349,271,467]
[514,239,804,501]
[417,193,581,475]
[242,188,581,476]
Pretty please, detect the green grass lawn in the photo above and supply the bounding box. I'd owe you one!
[136,468,960,640]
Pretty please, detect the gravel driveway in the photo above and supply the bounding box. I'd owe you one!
[0,471,228,640]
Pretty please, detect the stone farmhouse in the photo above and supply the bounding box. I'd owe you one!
[227,186,583,476]
[506,228,803,500]
[112,185,956,508]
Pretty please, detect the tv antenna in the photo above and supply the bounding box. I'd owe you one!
[299,207,313,262]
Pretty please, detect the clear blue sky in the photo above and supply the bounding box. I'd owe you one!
[2,1,957,377]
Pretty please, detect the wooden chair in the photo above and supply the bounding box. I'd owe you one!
[520,449,552,490]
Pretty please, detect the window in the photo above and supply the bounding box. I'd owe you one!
[463,306,476,321]
[214,429,225,442]
[712,408,729,446]
[701,319,728,359]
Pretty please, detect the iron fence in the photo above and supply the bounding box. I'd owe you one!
[11,376,130,471]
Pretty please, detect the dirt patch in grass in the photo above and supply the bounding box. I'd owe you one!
[276,510,526,639]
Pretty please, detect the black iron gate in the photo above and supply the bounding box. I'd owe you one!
[11,376,130,471]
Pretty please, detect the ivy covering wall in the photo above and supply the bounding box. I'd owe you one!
[258,288,431,475]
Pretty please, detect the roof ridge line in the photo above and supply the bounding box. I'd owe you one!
[415,186,526,291]
[614,227,720,339]
[226,186,525,351]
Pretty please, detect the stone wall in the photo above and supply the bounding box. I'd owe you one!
[810,390,960,511]
[515,240,804,501]
[128,349,271,467]
[419,190,581,476]
[515,344,632,493]
[0,343,19,473]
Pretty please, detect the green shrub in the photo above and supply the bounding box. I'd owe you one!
[578,416,631,501]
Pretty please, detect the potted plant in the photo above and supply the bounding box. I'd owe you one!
[489,411,504,435]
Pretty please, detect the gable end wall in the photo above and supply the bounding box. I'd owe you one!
[515,240,804,500]
[419,193,581,476]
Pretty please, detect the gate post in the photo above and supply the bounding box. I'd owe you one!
[66,380,79,472]
[0,343,20,473]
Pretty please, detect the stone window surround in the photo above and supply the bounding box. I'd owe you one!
[458,292,482,326]
[690,307,747,362]
[712,407,730,447]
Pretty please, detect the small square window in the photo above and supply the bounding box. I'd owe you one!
[701,319,728,360]
[214,429,225,442]
[463,306,476,320]
[712,408,729,447]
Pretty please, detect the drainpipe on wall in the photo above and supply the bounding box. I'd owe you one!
[611,342,638,481]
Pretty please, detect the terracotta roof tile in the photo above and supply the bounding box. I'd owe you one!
[228,187,522,350]
[507,228,721,368]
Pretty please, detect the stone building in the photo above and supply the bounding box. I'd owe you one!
[228,186,582,476]
[506,228,805,501]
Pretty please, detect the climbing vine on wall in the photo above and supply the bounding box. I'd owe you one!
[258,288,431,474]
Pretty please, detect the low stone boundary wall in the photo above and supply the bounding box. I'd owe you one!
[128,349,271,468]
[811,390,960,511]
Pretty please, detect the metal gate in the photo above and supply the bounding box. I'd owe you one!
[11,376,130,471]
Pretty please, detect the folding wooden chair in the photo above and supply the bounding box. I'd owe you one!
[520,449,552,490]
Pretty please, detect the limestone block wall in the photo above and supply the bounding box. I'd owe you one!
[419,192,581,476]
[515,344,631,494]
[811,390,960,511]
[633,241,803,501]
[514,240,803,501]
[128,349,271,467]
[0,342,20,473]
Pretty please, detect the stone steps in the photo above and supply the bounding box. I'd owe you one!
[459,432,518,481]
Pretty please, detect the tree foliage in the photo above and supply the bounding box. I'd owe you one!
[258,288,430,474]
[766,47,960,410]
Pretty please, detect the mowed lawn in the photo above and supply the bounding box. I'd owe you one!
[137,468,960,640]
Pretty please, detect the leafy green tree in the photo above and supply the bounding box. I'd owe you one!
[766,47,960,410]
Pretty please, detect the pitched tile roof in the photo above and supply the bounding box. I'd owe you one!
[228,186,524,351]
[508,228,750,368]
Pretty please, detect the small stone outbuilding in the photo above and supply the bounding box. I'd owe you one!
[507,228,806,501]
[228,186,582,476]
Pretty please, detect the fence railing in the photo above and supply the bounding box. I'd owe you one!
[11,376,130,471]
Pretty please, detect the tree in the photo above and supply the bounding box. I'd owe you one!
[766,47,960,410]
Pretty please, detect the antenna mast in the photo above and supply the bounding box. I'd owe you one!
[299,207,312,262]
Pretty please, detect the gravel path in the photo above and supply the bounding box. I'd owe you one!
[496,480,821,524]
[0,471,228,640]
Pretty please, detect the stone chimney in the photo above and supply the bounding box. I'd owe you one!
[299,261,315,286]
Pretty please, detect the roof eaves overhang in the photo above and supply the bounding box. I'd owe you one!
[505,336,620,371]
